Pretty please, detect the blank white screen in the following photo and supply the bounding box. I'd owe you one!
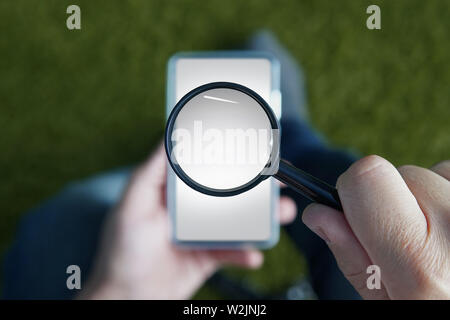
[172,57,278,241]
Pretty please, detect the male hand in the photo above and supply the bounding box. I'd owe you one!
[80,144,297,299]
[303,155,450,299]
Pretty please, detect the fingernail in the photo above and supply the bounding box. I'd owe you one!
[313,227,331,243]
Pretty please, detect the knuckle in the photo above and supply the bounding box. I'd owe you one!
[354,155,389,175]
[433,159,450,168]
[397,164,420,177]
[338,155,391,188]
[431,160,450,174]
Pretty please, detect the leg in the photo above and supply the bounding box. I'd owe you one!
[247,31,361,299]
[281,120,360,300]
[3,168,133,299]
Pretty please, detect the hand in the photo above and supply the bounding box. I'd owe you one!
[302,155,450,299]
[80,143,297,299]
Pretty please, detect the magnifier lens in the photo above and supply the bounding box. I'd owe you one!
[167,83,342,210]
[170,88,274,191]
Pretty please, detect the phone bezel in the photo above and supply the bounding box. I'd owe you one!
[166,51,281,249]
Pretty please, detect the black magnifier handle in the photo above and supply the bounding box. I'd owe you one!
[274,159,343,211]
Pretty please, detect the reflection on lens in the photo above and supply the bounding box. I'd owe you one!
[170,88,274,190]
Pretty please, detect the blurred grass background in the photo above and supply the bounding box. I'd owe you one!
[0,0,449,297]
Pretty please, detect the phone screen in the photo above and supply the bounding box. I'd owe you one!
[166,53,281,247]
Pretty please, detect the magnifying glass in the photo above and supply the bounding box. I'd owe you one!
[165,82,342,211]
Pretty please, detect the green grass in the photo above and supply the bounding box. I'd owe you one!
[0,0,449,297]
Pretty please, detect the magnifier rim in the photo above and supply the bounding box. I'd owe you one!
[165,81,279,197]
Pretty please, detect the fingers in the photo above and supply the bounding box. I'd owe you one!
[134,143,167,190]
[119,143,167,219]
[336,155,428,298]
[302,203,389,299]
[337,155,428,250]
[398,164,450,205]
[430,160,450,181]
[278,196,297,225]
[397,165,450,229]
[208,249,264,269]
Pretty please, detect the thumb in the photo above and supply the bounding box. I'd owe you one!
[302,203,389,299]
[336,155,428,299]
[119,143,167,219]
[133,143,167,190]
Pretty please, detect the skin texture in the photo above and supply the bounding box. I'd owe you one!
[303,155,450,299]
[80,144,297,299]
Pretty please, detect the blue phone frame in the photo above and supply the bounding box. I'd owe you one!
[166,51,281,249]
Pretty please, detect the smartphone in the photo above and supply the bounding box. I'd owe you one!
[166,51,281,248]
